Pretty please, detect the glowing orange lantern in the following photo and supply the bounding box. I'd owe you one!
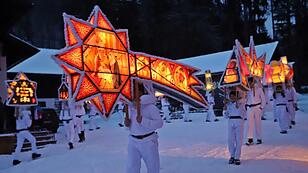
[205,70,215,91]
[270,60,285,84]
[280,56,288,65]
[263,64,273,85]
[58,82,69,100]
[219,47,249,91]
[5,72,38,106]
[53,6,207,117]
[236,36,266,78]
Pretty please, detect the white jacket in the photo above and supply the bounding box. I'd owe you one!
[128,94,163,136]
[246,86,266,109]
[285,87,297,103]
[224,102,243,119]
[16,110,32,130]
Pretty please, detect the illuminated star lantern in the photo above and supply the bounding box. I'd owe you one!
[280,56,294,81]
[219,46,249,91]
[53,6,206,117]
[5,72,38,106]
[58,82,69,100]
[235,36,266,78]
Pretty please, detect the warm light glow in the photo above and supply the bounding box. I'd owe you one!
[155,91,164,97]
[281,56,288,65]
[270,60,285,84]
[5,72,38,106]
[205,70,214,91]
[58,82,69,100]
[53,6,206,117]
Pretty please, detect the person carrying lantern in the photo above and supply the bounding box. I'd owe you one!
[285,81,297,126]
[73,102,86,142]
[12,107,41,165]
[245,77,266,145]
[87,102,100,130]
[161,96,171,123]
[124,79,163,173]
[183,102,192,122]
[205,91,218,122]
[273,85,290,134]
[59,101,75,149]
[117,102,125,127]
[224,91,245,165]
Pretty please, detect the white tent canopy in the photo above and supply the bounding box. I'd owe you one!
[8,41,278,75]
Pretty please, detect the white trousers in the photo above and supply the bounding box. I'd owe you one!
[13,130,37,160]
[75,117,84,134]
[273,104,278,120]
[117,110,124,124]
[277,105,289,131]
[206,105,216,121]
[287,102,296,122]
[89,116,99,130]
[63,120,75,143]
[247,106,262,140]
[228,119,244,159]
[162,106,170,121]
[183,106,190,121]
[126,135,160,173]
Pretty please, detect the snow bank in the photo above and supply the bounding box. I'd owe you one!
[1,110,308,173]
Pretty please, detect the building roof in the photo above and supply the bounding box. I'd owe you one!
[8,41,278,75]
[178,41,278,74]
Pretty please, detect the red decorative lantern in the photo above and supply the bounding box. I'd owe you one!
[219,47,249,91]
[5,72,38,106]
[53,6,207,117]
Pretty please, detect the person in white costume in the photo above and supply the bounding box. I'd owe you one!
[205,91,218,122]
[161,96,171,123]
[12,107,41,166]
[125,80,163,173]
[87,102,100,130]
[183,102,192,122]
[245,77,266,145]
[59,101,75,149]
[117,102,125,127]
[273,85,290,134]
[224,91,245,165]
[73,103,86,142]
[285,81,297,126]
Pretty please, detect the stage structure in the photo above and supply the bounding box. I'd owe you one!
[52,6,207,117]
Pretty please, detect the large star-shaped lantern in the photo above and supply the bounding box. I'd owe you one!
[53,6,206,117]
[235,36,266,78]
[5,72,38,106]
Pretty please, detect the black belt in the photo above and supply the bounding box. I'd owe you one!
[229,116,242,119]
[16,128,29,132]
[131,132,156,140]
[276,104,286,106]
[76,115,83,118]
[246,103,261,108]
[163,105,169,107]
[270,99,274,101]
[62,119,73,123]
[288,100,294,102]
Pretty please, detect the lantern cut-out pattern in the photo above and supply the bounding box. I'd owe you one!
[236,36,266,78]
[53,6,207,117]
[5,72,38,106]
[270,60,285,84]
[219,47,249,90]
[58,82,69,100]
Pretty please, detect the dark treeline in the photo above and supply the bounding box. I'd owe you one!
[5,0,308,87]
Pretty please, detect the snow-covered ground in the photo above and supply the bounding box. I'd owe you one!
[1,99,308,173]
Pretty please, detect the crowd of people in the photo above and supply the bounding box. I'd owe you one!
[5,77,297,172]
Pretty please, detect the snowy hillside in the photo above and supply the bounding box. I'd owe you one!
[1,105,308,173]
